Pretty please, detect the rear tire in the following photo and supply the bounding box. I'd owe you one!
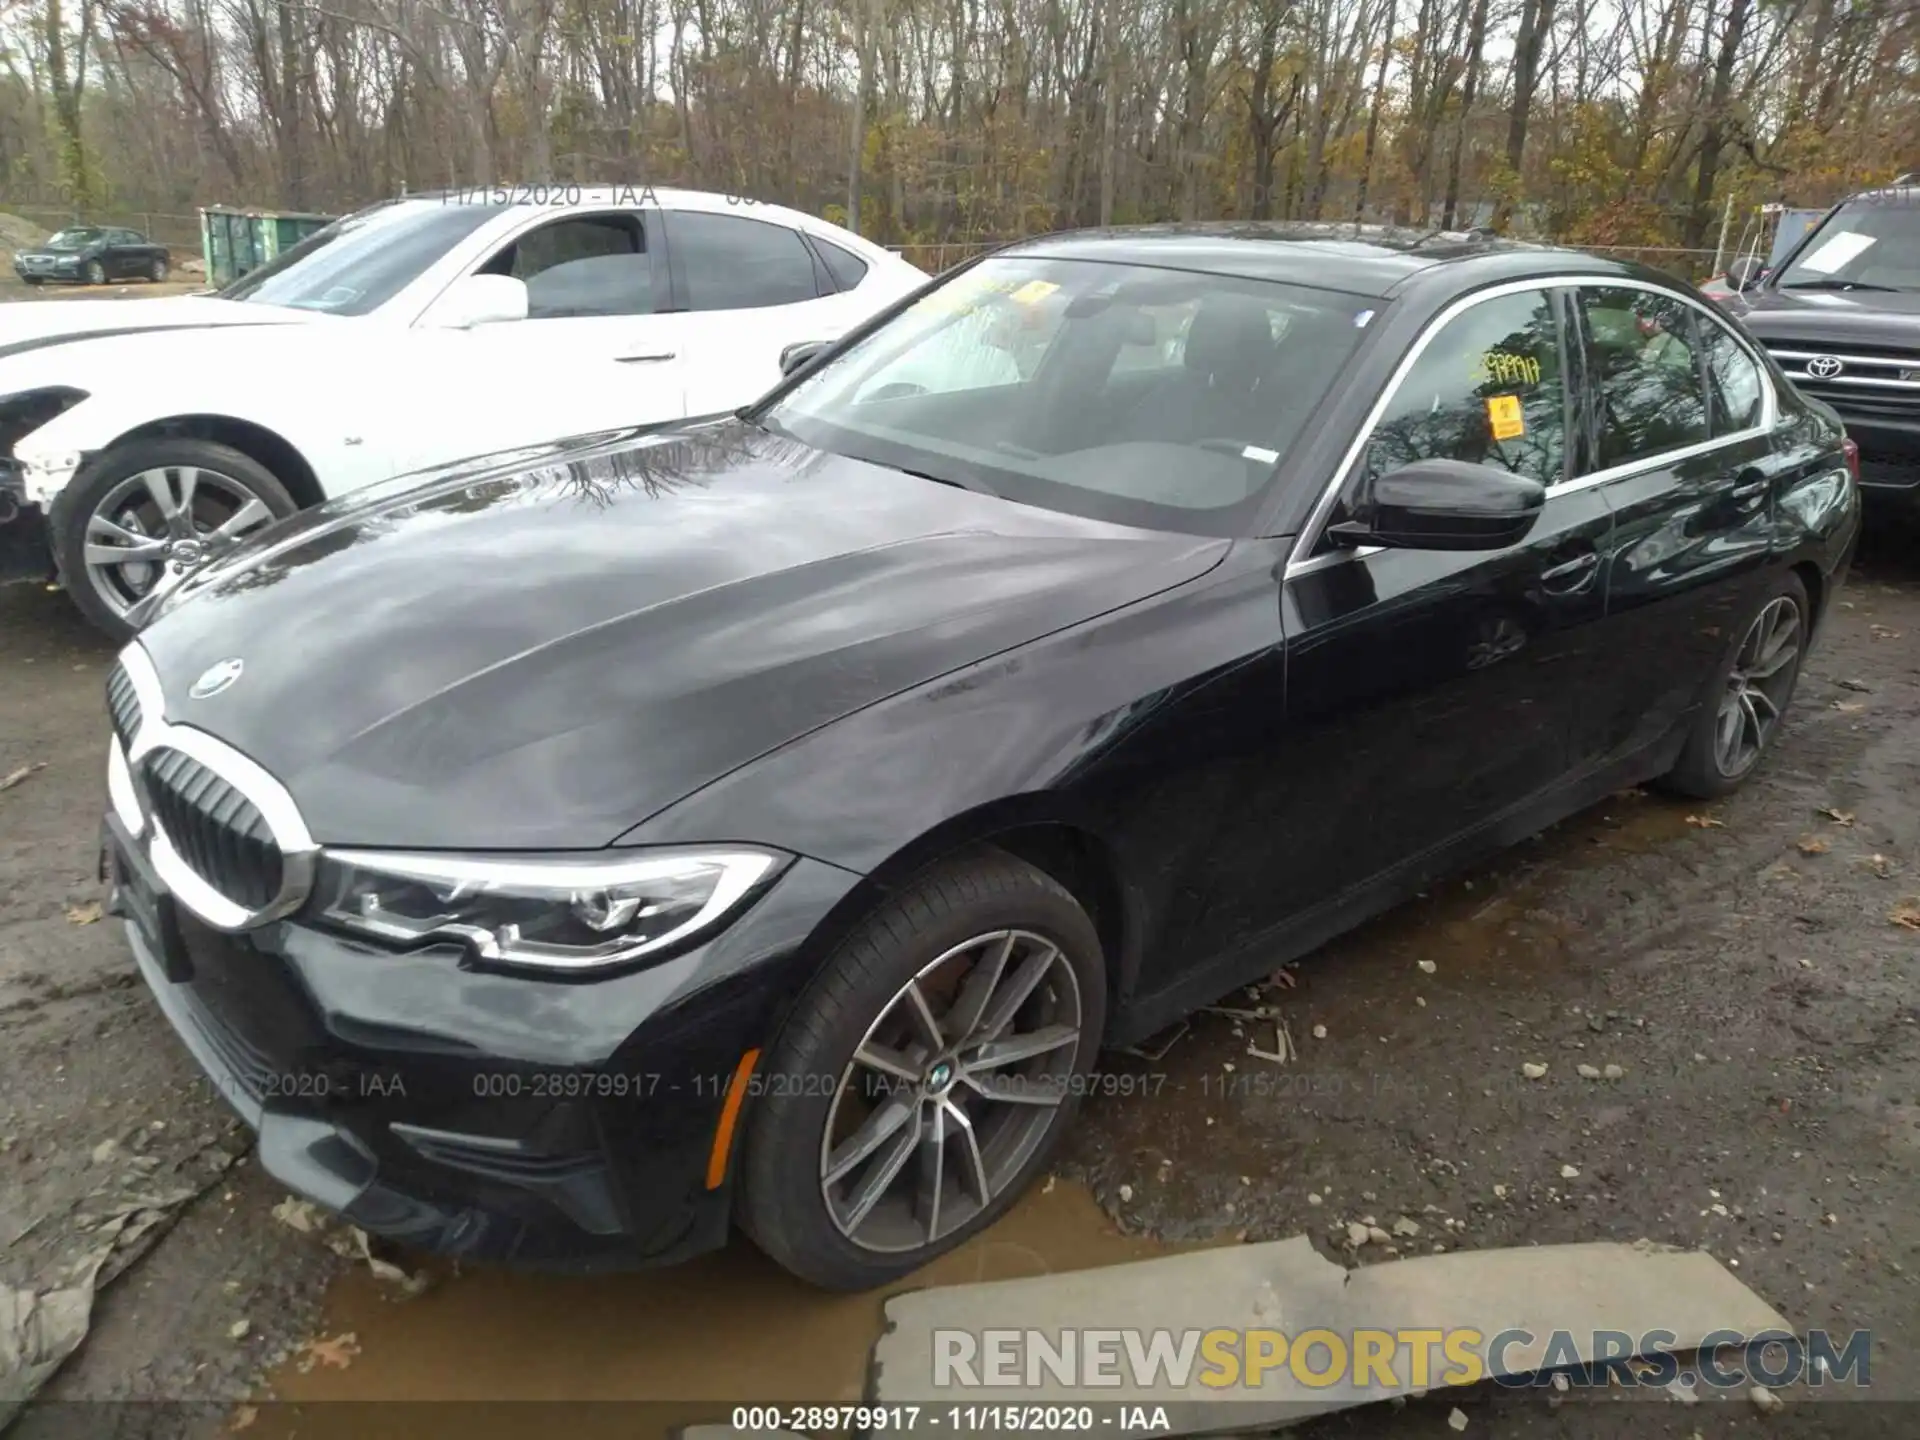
[737,849,1105,1290]
[53,438,299,643]
[1659,572,1810,800]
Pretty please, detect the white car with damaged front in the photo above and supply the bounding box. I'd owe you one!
[0,187,926,639]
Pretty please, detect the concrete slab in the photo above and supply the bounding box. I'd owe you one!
[870,1238,1790,1434]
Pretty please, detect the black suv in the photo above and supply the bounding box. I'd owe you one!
[1720,181,1919,510]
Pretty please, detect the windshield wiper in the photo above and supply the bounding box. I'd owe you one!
[1782,278,1903,292]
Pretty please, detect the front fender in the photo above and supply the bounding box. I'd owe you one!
[13,386,396,510]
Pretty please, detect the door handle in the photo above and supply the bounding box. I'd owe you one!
[1540,550,1600,584]
[615,351,677,365]
[1730,470,1769,501]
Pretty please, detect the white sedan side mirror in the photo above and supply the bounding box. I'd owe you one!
[428,274,529,329]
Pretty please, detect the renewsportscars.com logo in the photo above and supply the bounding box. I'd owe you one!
[932,1326,1871,1393]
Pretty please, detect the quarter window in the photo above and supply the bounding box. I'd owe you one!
[1362,288,1567,488]
[482,214,654,319]
[1702,320,1764,434]
[814,238,871,292]
[1580,287,1711,468]
[668,212,822,311]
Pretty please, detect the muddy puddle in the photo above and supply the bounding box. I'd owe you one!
[248,1180,1192,1438]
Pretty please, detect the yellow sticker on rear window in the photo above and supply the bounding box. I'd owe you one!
[1487,394,1525,441]
[1009,279,1060,306]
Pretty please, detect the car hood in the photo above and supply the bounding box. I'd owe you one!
[135,421,1230,850]
[0,295,308,362]
[1730,286,1920,345]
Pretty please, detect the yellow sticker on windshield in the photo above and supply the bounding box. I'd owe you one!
[1487,395,1525,441]
[1009,279,1060,306]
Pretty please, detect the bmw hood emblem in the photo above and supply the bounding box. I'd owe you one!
[189,658,245,699]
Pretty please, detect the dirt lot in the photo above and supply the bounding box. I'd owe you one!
[2,523,1917,1439]
[0,278,206,303]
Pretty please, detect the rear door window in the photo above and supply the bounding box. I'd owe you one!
[666,211,824,311]
[1579,287,1712,469]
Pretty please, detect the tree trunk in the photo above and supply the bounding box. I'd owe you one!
[848,0,871,232]
[1441,0,1489,228]
[1686,0,1754,250]
[1491,0,1553,231]
[1354,0,1394,222]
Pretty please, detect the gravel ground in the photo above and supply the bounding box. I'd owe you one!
[1,524,1915,1440]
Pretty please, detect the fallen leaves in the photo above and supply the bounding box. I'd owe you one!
[1797,836,1831,856]
[1832,700,1865,714]
[1685,814,1725,829]
[1869,624,1903,640]
[1856,853,1899,879]
[1838,678,1873,692]
[1892,902,1920,932]
[64,902,102,926]
[297,1332,361,1372]
[229,1407,258,1433]
[0,762,45,793]
[1818,808,1856,826]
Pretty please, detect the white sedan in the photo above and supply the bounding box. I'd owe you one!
[0,187,926,639]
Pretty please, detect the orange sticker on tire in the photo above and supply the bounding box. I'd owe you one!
[1487,395,1525,441]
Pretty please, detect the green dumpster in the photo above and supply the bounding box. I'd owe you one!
[198,207,336,287]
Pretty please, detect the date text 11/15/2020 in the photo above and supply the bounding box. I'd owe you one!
[439,183,766,208]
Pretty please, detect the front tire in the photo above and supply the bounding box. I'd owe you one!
[84,259,106,285]
[1660,573,1810,799]
[53,438,298,643]
[149,257,168,283]
[738,849,1106,1290]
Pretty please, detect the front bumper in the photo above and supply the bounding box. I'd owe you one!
[103,812,861,1270]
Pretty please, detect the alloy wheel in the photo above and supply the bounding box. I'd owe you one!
[82,466,277,623]
[819,929,1084,1254]
[1713,594,1802,778]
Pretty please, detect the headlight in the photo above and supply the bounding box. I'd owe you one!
[313,846,788,973]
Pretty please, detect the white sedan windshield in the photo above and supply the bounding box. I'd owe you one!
[219,199,507,316]
[763,256,1370,534]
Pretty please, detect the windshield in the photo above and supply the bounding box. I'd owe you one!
[1776,192,1920,292]
[219,200,507,315]
[44,228,103,251]
[760,256,1371,535]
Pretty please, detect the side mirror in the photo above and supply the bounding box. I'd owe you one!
[427,274,529,329]
[1725,256,1764,293]
[780,340,831,376]
[1329,459,1545,552]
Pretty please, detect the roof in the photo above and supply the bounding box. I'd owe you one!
[995,221,1627,298]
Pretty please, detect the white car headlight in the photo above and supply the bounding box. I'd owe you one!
[313,846,787,973]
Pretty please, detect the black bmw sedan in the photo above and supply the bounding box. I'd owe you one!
[100,225,1859,1290]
